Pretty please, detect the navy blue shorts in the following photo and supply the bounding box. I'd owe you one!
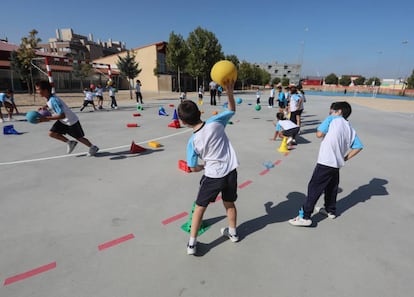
[196,169,238,207]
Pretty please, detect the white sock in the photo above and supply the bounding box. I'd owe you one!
[229,227,237,236]
[188,237,196,246]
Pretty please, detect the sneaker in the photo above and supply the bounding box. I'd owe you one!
[315,206,336,219]
[288,216,312,227]
[0,118,3,123]
[87,145,99,156]
[66,140,78,154]
[220,227,239,242]
[187,243,196,255]
[286,137,293,145]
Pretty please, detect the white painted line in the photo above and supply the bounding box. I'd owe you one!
[0,129,191,166]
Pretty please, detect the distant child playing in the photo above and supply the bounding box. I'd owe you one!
[108,85,118,109]
[289,101,363,226]
[0,89,19,122]
[256,87,261,104]
[95,84,104,109]
[270,112,299,145]
[268,85,275,108]
[35,80,99,156]
[178,80,239,256]
[80,88,97,111]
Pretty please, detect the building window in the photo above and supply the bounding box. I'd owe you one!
[274,70,278,74]
[287,70,291,74]
[283,74,287,77]
[284,65,288,70]
[268,65,272,69]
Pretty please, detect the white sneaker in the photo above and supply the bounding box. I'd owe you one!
[187,243,196,255]
[315,206,336,219]
[286,137,293,145]
[87,145,99,156]
[220,227,239,242]
[0,118,3,123]
[288,216,312,227]
[66,140,78,154]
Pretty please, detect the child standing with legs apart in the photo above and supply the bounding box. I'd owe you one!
[289,101,363,226]
[35,80,99,156]
[178,80,239,256]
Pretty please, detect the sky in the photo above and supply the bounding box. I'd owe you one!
[1,0,413,79]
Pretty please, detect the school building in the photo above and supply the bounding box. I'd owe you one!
[255,62,302,85]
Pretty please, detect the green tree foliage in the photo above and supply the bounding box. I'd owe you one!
[166,32,189,92]
[281,77,290,86]
[186,27,224,88]
[324,73,338,85]
[117,51,142,99]
[72,54,94,90]
[272,77,281,85]
[10,29,41,94]
[353,76,366,86]
[225,54,240,69]
[406,70,414,89]
[366,77,381,86]
[238,61,252,89]
[339,75,352,86]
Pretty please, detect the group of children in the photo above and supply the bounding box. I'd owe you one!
[81,83,119,112]
[3,79,364,256]
[178,82,363,255]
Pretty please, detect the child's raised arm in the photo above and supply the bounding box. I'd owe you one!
[224,80,236,112]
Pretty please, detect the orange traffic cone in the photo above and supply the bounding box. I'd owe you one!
[277,137,290,153]
[130,141,146,153]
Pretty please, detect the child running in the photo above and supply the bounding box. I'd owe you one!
[0,89,19,122]
[108,85,118,109]
[95,84,104,110]
[289,101,363,226]
[35,80,99,156]
[80,88,97,111]
[178,80,239,256]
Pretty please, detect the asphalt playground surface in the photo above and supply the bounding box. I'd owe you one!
[1,93,413,297]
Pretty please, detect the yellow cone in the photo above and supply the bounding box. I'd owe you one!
[278,137,290,153]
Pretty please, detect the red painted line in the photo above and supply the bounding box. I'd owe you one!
[4,262,56,286]
[284,152,289,157]
[259,169,270,176]
[98,233,135,251]
[239,180,253,189]
[274,160,282,166]
[162,212,188,225]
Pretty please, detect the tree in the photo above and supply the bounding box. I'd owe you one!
[225,54,240,70]
[406,69,414,89]
[186,27,224,89]
[281,77,290,86]
[366,77,381,86]
[238,61,253,89]
[324,73,338,85]
[353,76,366,86]
[72,55,94,90]
[339,75,352,86]
[10,29,41,94]
[272,77,281,85]
[166,32,189,92]
[117,51,141,99]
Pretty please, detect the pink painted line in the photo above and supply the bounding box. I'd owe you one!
[284,152,289,157]
[98,233,135,251]
[162,212,188,225]
[239,180,253,189]
[259,169,270,176]
[274,160,282,166]
[4,262,56,286]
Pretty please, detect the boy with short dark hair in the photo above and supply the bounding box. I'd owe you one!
[270,112,299,145]
[35,80,99,156]
[289,101,363,226]
[178,80,239,256]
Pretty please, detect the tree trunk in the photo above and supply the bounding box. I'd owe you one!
[129,79,133,100]
[178,66,181,93]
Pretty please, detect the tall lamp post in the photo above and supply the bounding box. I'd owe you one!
[394,40,408,91]
[298,27,309,84]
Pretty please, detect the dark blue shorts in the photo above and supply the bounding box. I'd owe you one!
[196,169,238,207]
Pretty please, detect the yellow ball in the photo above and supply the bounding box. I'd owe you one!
[107,79,113,86]
[210,60,237,86]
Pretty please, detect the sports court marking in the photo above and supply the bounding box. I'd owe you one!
[239,180,253,189]
[259,169,270,176]
[274,160,282,166]
[0,129,191,166]
[98,233,135,251]
[162,212,188,225]
[4,262,56,286]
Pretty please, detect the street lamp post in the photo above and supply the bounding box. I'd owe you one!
[394,40,409,91]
